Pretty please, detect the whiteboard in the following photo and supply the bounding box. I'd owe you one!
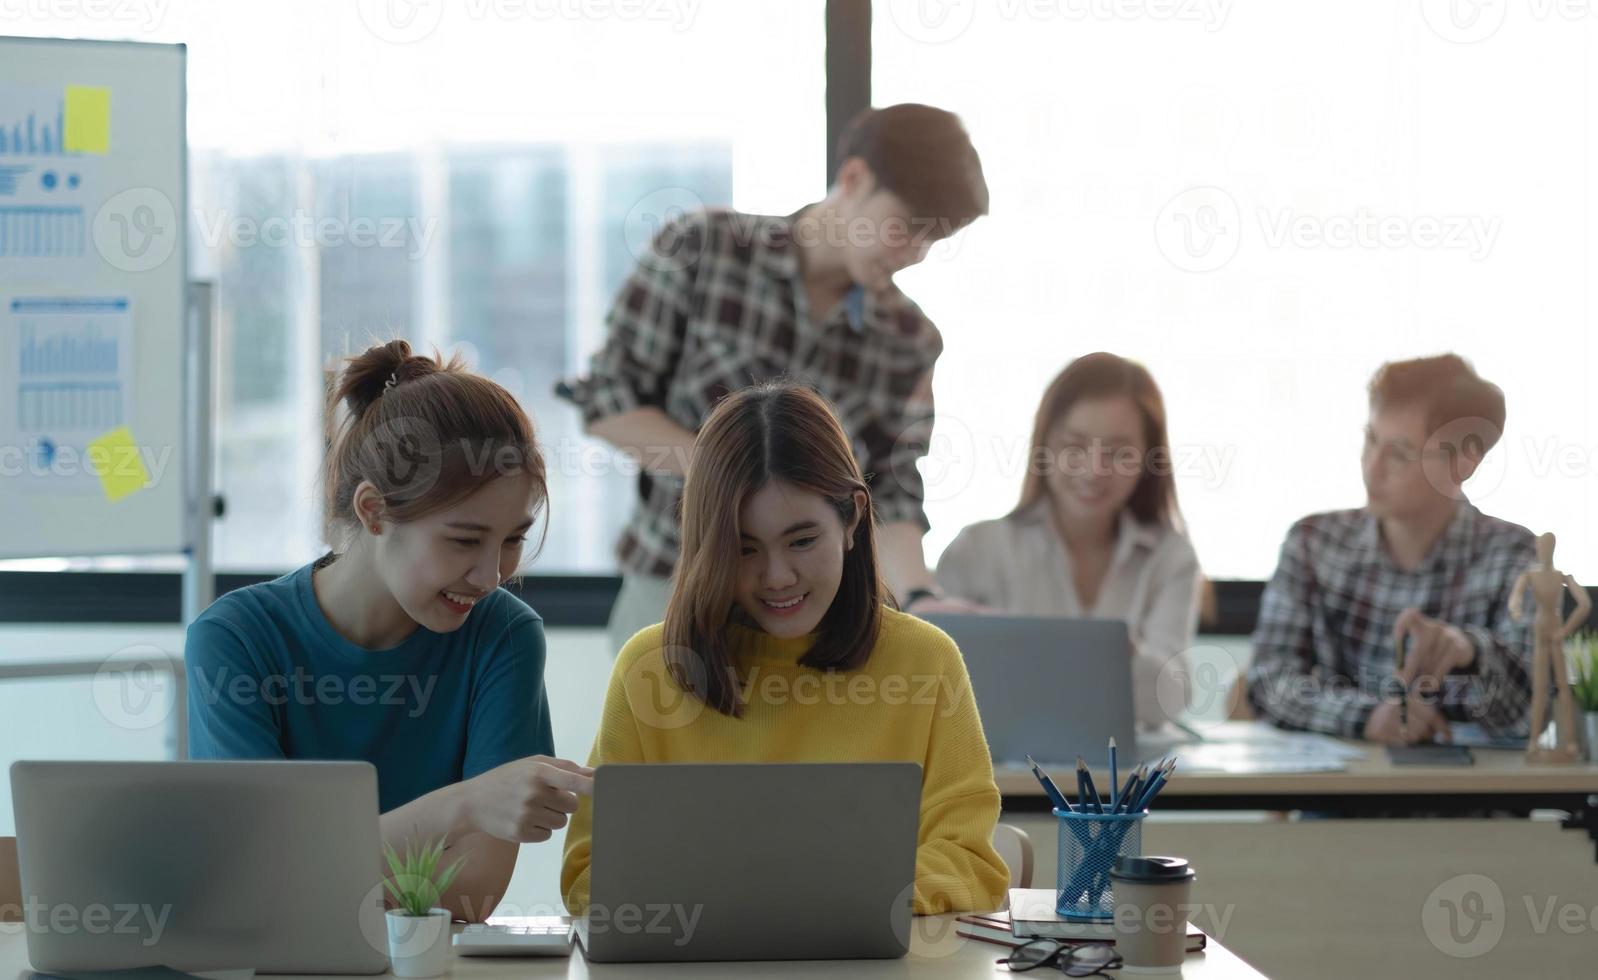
[0,37,187,558]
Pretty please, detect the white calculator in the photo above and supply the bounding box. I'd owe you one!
[453,916,574,956]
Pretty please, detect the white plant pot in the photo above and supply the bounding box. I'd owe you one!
[387,908,451,978]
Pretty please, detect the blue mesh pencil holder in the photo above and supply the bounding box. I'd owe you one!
[1054,807,1146,920]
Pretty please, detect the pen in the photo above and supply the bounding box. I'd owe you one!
[1026,754,1073,812]
[1396,633,1410,741]
[1077,756,1105,814]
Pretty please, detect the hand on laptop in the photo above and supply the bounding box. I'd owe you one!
[1392,608,1475,685]
[1365,700,1452,746]
[468,755,595,843]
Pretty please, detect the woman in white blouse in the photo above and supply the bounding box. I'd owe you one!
[936,352,1201,728]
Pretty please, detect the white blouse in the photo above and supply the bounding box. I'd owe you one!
[934,502,1202,728]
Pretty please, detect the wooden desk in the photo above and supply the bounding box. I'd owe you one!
[998,740,1598,854]
[0,915,1270,979]
[1002,816,1598,980]
[999,748,1598,798]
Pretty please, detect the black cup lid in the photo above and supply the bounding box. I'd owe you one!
[1109,855,1196,883]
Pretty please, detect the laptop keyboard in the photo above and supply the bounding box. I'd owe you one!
[466,923,568,936]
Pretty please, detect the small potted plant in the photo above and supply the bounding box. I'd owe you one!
[383,835,466,978]
[1569,631,1598,762]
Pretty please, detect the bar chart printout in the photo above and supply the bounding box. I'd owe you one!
[0,84,90,258]
[3,295,136,493]
[0,87,67,156]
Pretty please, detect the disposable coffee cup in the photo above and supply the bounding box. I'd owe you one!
[1109,855,1196,973]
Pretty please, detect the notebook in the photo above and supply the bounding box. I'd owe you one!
[952,889,1206,950]
[955,917,1208,955]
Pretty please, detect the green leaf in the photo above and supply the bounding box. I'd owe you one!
[1567,631,1598,713]
[434,855,467,897]
[382,844,408,881]
[380,833,467,917]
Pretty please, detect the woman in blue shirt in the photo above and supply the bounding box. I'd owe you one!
[186,339,591,920]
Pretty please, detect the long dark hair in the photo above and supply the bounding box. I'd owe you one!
[663,382,888,718]
[1011,352,1181,529]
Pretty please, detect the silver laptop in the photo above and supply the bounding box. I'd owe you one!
[579,762,920,963]
[927,614,1164,767]
[11,760,390,974]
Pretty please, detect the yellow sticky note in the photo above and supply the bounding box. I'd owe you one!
[64,85,111,154]
[88,426,149,503]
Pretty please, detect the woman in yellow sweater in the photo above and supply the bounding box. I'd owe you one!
[561,381,1008,916]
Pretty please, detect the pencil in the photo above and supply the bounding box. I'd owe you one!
[1114,766,1143,815]
[1026,754,1073,812]
[1130,764,1151,812]
[1134,758,1177,811]
[1108,737,1119,811]
[1131,762,1161,813]
[1077,756,1104,814]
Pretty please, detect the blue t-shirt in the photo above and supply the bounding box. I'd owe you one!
[185,560,555,812]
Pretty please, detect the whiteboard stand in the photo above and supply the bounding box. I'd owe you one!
[175,278,217,759]
[181,279,216,622]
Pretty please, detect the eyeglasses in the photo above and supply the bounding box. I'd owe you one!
[999,939,1123,976]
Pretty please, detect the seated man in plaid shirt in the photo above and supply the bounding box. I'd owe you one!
[559,104,989,654]
[1246,354,1536,745]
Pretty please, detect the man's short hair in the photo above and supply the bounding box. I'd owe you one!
[834,103,988,233]
[1368,353,1506,456]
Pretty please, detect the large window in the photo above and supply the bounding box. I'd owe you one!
[5,0,824,572]
[11,3,1594,584]
[875,3,1597,580]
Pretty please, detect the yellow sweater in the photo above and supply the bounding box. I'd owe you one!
[560,607,1009,916]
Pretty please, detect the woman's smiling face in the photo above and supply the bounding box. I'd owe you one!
[733,479,866,638]
[372,474,537,632]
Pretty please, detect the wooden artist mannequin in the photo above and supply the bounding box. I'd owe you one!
[1509,532,1590,763]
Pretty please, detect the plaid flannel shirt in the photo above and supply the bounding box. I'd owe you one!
[1245,500,1537,739]
[559,208,941,578]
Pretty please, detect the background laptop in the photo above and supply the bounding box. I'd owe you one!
[926,614,1165,767]
[580,762,920,963]
[11,760,390,974]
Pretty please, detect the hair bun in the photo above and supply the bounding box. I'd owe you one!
[334,339,443,419]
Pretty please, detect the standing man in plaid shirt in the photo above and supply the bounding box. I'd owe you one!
[1246,354,1537,744]
[559,104,988,654]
